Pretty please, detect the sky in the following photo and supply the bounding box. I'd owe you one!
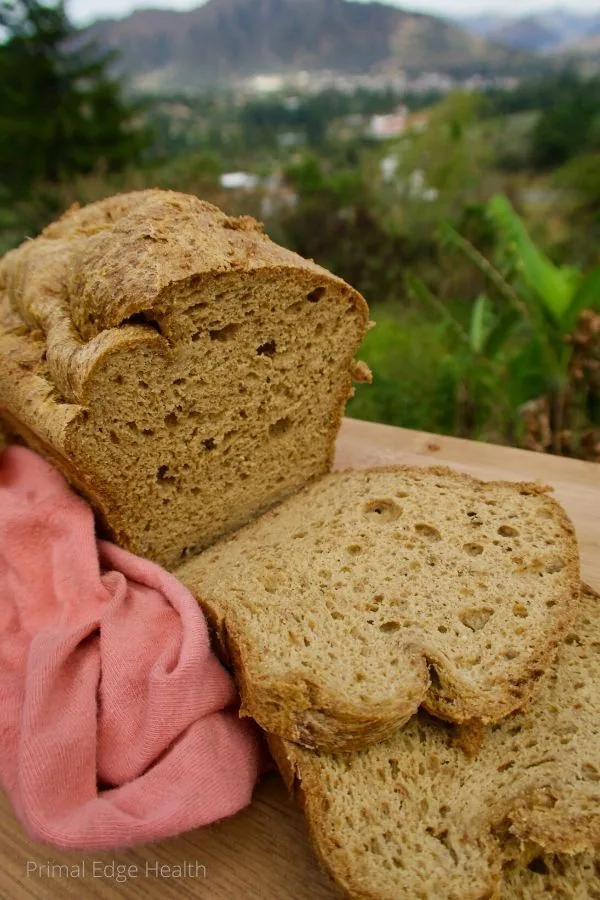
[68,0,600,26]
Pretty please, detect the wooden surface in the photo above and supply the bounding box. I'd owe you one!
[1,419,598,900]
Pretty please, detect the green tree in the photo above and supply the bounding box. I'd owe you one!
[530,74,600,170]
[0,0,148,199]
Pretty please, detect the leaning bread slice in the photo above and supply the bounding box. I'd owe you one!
[270,584,600,900]
[502,852,599,899]
[176,466,580,752]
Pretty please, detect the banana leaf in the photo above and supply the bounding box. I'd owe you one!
[487,195,576,325]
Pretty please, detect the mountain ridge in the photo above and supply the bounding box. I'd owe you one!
[85,0,531,91]
[458,9,600,53]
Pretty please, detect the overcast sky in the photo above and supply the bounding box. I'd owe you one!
[68,0,600,26]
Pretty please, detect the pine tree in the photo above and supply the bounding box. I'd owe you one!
[0,0,149,198]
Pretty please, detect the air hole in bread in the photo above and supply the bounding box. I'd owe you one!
[202,438,216,451]
[209,323,240,342]
[164,412,178,428]
[257,340,277,356]
[459,608,494,632]
[186,300,207,314]
[122,311,163,335]
[307,287,326,303]
[109,430,120,444]
[463,543,483,556]
[364,499,402,521]
[512,603,529,617]
[527,857,550,875]
[156,465,176,484]
[348,544,362,555]
[269,416,292,437]
[366,594,384,612]
[415,524,441,541]
[545,558,565,573]
[499,525,519,537]
[379,621,401,633]
[582,763,600,782]
[114,374,124,385]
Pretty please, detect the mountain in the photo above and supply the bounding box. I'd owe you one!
[85,0,529,92]
[458,9,600,54]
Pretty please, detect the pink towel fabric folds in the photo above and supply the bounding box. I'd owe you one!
[0,445,264,850]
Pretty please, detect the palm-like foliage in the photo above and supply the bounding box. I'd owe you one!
[411,195,600,454]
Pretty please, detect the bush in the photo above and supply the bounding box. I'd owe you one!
[347,313,459,435]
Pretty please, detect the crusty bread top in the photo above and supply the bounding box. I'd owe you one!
[176,465,580,751]
[0,189,361,407]
[271,584,600,900]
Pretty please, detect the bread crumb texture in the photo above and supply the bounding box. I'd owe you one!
[271,584,600,900]
[0,190,369,566]
[175,465,580,751]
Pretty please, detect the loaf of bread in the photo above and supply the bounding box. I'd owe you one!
[270,583,600,900]
[175,465,580,751]
[0,190,370,567]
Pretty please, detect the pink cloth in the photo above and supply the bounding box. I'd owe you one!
[0,445,265,850]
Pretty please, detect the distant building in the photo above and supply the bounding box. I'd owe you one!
[219,172,259,190]
[368,107,408,139]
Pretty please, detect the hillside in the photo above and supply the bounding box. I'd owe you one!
[459,10,600,54]
[86,0,529,91]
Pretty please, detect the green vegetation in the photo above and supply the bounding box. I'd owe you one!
[1,1,599,459]
[0,0,148,241]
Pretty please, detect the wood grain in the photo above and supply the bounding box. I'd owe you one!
[1,420,598,899]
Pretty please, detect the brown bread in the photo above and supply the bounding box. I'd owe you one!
[270,584,600,900]
[176,466,580,751]
[0,189,369,567]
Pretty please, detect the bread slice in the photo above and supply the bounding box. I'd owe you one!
[0,190,369,568]
[502,852,599,899]
[175,466,580,751]
[270,584,600,900]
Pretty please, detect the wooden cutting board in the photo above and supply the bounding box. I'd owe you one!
[1,419,598,900]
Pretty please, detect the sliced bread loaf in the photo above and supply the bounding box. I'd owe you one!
[270,584,600,900]
[175,465,580,751]
[0,190,369,568]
